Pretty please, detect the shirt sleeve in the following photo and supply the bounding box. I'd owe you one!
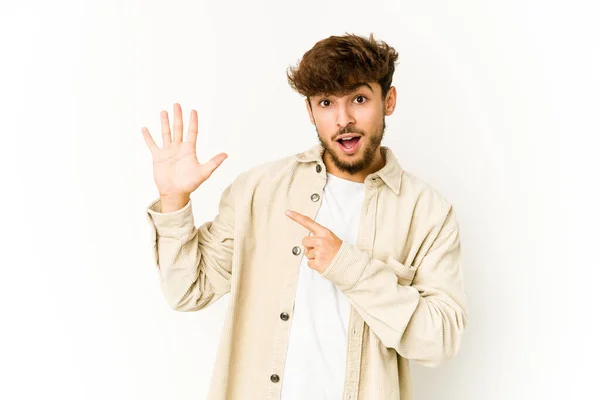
[320,205,468,367]
[146,179,237,311]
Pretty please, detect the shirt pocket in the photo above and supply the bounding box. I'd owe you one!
[386,256,417,286]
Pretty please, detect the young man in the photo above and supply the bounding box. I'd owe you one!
[142,33,468,400]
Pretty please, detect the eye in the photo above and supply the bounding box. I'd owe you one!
[355,95,367,104]
[319,99,331,107]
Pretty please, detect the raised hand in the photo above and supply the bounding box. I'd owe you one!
[142,103,228,210]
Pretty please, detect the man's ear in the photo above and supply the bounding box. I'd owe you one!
[384,86,397,116]
[305,98,315,125]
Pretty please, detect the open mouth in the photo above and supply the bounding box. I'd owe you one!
[337,137,361,154]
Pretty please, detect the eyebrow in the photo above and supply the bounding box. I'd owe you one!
[316,82,374,100]
[347,82,374,94]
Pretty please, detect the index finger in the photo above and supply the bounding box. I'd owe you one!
[285,210,323,234]
[187,109,198,144]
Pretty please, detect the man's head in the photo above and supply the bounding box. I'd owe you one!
[287,33,399,177]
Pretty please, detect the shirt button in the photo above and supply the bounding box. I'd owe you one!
[292,246,302,255]
[310,193,320,202]
[270,374,280,383]
[316,164,322,173]
[280,312,289,321]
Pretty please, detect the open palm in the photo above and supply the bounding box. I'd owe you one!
[142,103,228,198]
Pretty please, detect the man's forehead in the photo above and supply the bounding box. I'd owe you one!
[315,82,376,98]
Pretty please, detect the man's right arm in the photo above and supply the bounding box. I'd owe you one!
[146,180,237,311]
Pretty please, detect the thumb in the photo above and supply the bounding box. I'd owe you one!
[201,153,228,178]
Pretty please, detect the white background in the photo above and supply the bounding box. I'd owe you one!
[1,0,598,399]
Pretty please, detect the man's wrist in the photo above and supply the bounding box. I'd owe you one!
[159,194,190,213]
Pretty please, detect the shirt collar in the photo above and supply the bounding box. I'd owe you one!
[293,142,403,195]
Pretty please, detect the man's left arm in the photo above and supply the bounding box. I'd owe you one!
[322,206,467,367]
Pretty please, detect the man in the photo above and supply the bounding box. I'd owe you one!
[142,33,467,400]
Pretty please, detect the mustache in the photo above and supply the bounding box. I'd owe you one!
[334,127,364,139]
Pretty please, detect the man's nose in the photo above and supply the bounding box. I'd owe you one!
[336,103,355,129]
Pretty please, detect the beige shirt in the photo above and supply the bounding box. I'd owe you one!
[146,143,468,400]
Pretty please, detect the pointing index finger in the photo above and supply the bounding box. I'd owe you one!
[285,210,322,234]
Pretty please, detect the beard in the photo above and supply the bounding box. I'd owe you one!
[316,116,386,176]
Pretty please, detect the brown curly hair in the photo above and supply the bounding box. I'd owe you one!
[287,33,399,102]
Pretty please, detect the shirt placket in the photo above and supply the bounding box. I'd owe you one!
[342,177,380,400]
[267,162,328,399]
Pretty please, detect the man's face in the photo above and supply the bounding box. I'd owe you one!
[306,82,396,175]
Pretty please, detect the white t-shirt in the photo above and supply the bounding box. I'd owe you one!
[280,172,365,399]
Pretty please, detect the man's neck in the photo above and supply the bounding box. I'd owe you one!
[323,147,385,183]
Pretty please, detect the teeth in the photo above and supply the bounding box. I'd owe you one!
[341,137,355,140]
